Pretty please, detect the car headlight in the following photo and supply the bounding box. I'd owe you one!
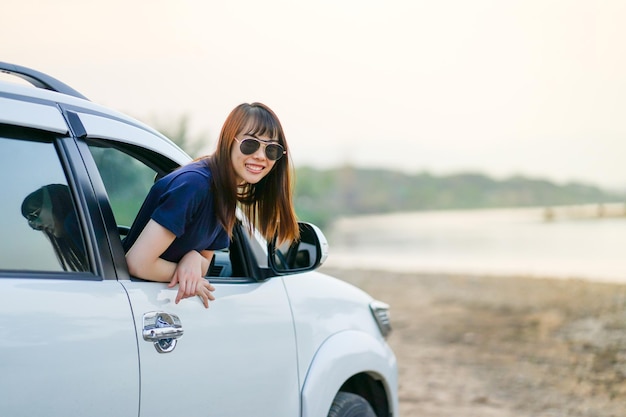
[370,300,392,338]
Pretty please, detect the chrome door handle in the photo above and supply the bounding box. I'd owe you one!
[144,326,184,341]
[142,312,184,353]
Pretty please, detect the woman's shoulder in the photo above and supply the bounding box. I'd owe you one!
[157,159,213,190]
[172,159,212,180]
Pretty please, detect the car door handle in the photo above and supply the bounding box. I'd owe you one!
[142,312,184,354]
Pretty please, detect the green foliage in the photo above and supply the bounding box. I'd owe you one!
[150,114,211,158]
[294,166,626,231]
[89,146,157,227]
[123,115,626,234]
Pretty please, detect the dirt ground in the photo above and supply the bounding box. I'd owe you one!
[320,267,626,417]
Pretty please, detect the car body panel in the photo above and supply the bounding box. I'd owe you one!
[0,278,139,417]
[282,271,398,416]
[0,93,68,133]
[77,112,190,165]
[301,330,398,417]
[282,271,381,376]
[121,278,300,417]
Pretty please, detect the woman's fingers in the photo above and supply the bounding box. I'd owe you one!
[174,274,215,308]
[174,272,194,303]
[204,283,216,302]
[198,291,209,308]
[175,278,186,304]
[195,281,215,308]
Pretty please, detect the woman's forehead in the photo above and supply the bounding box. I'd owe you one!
[242,123,277,139]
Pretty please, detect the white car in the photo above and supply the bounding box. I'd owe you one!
[0,62,398,417]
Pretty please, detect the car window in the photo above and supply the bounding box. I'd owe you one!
[84,140,254,279]
[85,140,252,279]
[87,142,158,228]
[0,129,89,273]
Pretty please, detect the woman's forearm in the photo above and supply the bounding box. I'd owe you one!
[125,220,215,284]
[198,250,214,276]
[126,252,177,282]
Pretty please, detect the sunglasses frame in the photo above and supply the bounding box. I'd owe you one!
[234,137,286,161]
[26,207,42,222]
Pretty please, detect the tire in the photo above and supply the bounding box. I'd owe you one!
[327,392,377,417]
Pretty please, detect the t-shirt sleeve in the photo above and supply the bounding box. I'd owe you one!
[151,172,209,237]
[207,227,230,251]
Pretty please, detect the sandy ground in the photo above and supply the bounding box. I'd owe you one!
[319,267,626,417]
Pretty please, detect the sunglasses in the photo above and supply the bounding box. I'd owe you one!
[26,207,41,222]
[235,137,286,161]
[26,207,44,230]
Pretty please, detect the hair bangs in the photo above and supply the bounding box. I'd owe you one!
[243,106,280,140]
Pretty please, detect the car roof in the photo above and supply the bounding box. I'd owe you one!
[0,74,190,165]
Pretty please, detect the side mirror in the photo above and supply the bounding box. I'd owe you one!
[268,222,329,274]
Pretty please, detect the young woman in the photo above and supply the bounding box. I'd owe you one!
[21,184,89,272]
[123,102,300,308]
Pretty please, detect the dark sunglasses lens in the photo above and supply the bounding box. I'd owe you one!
[239,139,260,155]
[265,144,282,160]
[27,208,40,222]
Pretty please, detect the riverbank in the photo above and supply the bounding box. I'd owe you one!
[320,267,626,417]
[324,207,626,284]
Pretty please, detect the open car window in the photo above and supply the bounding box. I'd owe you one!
[86,140,163,229]
[84,140,254,280]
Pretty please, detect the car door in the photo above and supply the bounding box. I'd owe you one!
[76,113,300,417]
[0,121,139,416]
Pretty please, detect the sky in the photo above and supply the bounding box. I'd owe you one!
[3,0,626,190]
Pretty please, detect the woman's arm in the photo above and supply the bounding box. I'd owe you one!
[125,219,215,308]
[125,219,178,282]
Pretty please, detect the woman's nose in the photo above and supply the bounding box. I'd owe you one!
[251,146,266,159]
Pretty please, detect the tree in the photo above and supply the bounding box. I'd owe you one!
[149,114,212,158]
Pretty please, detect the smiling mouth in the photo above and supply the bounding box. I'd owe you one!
[245,164,265,173]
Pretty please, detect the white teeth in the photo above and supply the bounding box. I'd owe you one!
[246,164,264,173]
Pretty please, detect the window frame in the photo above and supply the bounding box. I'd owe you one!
[0,124,110,280]
[77,137,267,283]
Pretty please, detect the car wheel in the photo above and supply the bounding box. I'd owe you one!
[328,392,376,417]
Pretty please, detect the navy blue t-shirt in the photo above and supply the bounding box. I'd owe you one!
[122,160,229,262]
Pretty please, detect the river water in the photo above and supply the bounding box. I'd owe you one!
[323,206,626,283]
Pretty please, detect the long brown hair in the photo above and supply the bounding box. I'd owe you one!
[21,184,89,272]
[207,102,299,243]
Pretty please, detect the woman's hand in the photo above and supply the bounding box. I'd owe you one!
[125,220,216,308]
[169,250,216,308]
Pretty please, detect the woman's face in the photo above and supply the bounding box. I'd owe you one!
[26,188,64,237]
[231,132,279,185]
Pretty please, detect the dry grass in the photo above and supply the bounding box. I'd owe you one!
[320,267,626,417]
